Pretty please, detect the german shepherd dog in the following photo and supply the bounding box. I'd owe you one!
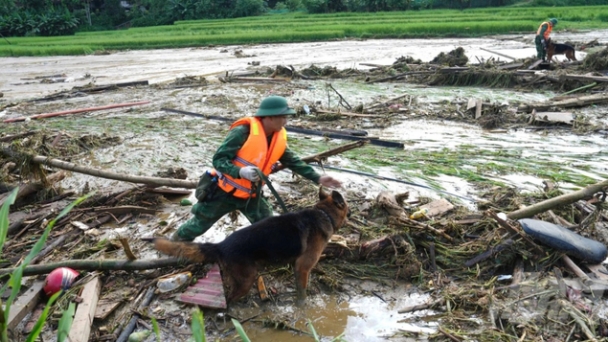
[546,38,577,62]
[145,188,348,305]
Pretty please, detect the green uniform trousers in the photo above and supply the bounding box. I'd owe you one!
[535,36,546,60]
[175,188,273,241]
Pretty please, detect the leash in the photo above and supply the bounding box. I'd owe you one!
[253,168,289,214]
[313,164,477,202]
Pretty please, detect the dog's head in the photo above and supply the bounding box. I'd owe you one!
[317,187,349,229]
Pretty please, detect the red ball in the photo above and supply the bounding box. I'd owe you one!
[43,267,79,296]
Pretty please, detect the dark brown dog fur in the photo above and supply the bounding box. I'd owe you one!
[146,188,348,304]
[546,38,577,62]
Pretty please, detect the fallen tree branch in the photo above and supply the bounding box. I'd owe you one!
[507,179,608,220]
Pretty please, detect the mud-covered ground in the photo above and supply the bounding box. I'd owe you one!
[2,31,608,342]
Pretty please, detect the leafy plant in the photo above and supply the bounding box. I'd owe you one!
[0,188,92,342]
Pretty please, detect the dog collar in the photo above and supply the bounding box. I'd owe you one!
[317,208,336,229]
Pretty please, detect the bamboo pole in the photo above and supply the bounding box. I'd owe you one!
[507,179,608,220]
[0,258,185,276]
[1,141,362,190]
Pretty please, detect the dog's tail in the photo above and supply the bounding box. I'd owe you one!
[143,238,220,263]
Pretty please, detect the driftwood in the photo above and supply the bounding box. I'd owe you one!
[0,171,66,207]
[519,93,608,112]
[561,74,608,83]
[507,179,608,220]
[367,93,411,110]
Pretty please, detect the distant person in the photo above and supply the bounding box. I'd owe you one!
[172,95,342,242]
[535,18,558,61]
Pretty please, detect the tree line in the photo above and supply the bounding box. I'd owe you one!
[0,0,605,37]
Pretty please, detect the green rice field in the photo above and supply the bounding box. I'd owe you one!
[1,6,608,56]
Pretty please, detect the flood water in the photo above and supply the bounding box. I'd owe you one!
[2,31,608,341]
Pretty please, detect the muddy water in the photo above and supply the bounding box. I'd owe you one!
[3,32,608,341]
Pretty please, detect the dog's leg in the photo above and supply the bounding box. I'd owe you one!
[224,262,258,303]
[294,237,327,305]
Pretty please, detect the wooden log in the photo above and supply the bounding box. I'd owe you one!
[507,179,608,220]
[561,74,608,83]
[519,93,608,112]
[3,101,151,123]
[68,276,101,342]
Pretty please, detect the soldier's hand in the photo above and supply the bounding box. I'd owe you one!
[318,175,342,189]
[239,166,261,182]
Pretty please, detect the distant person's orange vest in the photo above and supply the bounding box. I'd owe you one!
[216,117,287,199]
[536,22,553,40]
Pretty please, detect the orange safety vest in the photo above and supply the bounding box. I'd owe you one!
[215,117,287,199]
[536,22,553,40]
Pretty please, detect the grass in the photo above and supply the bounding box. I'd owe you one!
[2,6,608,56]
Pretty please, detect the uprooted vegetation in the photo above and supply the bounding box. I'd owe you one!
[1,126,608,341]
[1,40,608,341]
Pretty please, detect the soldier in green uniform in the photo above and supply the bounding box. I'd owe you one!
[173,96,342,242]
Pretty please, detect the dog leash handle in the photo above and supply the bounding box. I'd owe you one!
[254,168,289,214]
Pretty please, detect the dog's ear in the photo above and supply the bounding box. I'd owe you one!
[319,186,330,200]
[330,190,346,209]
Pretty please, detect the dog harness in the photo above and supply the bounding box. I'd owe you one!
[536,21,553,40]
[216,117,287,199]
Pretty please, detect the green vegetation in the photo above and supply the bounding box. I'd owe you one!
[0,189,91,342]
[2,5,608,56]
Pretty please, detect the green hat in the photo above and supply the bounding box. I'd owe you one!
[255,96,296,117]
[549,18,558,25]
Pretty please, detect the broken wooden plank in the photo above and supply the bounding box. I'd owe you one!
[475,99,483,119]
[527,60,543,70]
[68,276,101,342]
[479,47,516,61]
[466,98,477,111]
[94,299,123,320]
[497,62,524,70]
[7,281,45,329]
[531,110,574,125]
